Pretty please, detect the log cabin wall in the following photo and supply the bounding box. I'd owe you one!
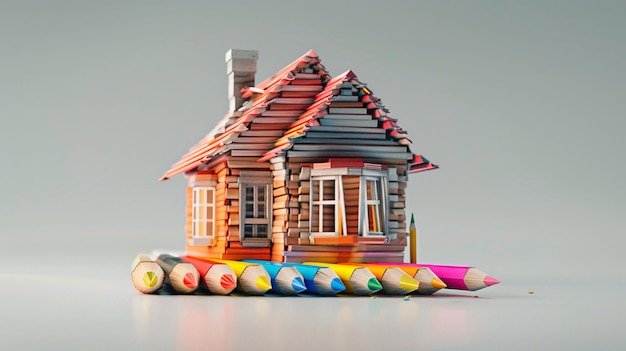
[185,172,222,257]
[266,74,415,263]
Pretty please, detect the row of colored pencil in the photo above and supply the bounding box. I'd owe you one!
[131,254,500,296]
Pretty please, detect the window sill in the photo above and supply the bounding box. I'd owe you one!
[310,236,358,245]
[241,238,271,248]
[189,237,214,246]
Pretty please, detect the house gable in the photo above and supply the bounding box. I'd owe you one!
[260,70,434,173]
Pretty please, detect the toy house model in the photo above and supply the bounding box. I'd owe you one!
[161,49,437,263]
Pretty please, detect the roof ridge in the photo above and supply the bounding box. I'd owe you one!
[254,50,321,91]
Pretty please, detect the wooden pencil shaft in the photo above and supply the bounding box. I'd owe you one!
[238,266,271,295]
[156,254,185,275]
[131,260,165,294]
[156,254,199,294]
[131,253,153,270]
[274,266,306,295]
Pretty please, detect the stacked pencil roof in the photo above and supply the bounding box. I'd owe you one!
[131,254,499,296]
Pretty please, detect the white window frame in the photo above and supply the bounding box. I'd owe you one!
[191,187,216,245]
[309,168,388,238]
[359,176,387,236]
[239,179,272,241]
[310,176,345,237]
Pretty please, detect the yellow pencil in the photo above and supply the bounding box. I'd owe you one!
[209,259,272,295]
[410,213,417,264]
[131,253,165,294]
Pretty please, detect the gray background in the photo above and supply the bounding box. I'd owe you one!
[1,1,625,349]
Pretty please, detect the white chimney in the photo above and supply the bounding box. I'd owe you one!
[225,49,258,113]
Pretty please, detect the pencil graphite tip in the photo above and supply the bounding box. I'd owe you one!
[367,278,383,292]
[143,272,159,288]
[432,278,447,289]
[183,273,197,289]
[291,277,307,293]
[330,278,346,293]
[256,276,272,291]
[484,276,500,286]
[220,274,237,289]
[399,275,420,292]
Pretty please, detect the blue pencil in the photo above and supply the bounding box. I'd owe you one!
[280,262,346,295]
[243,260,306,295]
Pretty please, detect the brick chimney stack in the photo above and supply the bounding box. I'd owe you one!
[225,49,258,113]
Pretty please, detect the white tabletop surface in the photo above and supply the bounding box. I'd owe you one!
[2,258,624,351]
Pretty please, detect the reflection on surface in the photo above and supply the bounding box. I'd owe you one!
[433,302,470,347]
[130,293,478,350]
[4,272,626,350]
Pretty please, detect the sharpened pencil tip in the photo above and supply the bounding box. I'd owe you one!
[432,278,447,289]
[484,276,500,286]
[330,278,346,293]
[256,276,272,291]
[367,278,383,292]
[220,274,237,289]
[143,272,158,288]
[399,275,420,292]
[183,273,197,289]
[291,277,307,293]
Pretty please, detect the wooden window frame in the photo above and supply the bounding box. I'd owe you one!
[239,178,272,242]
[190,186,216,245]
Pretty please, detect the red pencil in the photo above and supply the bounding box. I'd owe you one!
[156,254,200,294]
[180,256,237,295]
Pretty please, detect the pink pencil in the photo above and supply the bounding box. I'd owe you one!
[371,262,500,291]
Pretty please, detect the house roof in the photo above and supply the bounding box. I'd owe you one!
[161,50,436,180]
[160,50,328,180]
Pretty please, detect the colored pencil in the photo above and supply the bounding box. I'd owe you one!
[339,263,420,295]
[409,213,417,263]
[375,262,500,291]
[243,260,306,295]
[209,259,272,295]
[368,263,447,295]
[281,262,346,296]
[156,254,200,294]
[131,253,165,294]
[180,256,237,295]
[303,262,382,295]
